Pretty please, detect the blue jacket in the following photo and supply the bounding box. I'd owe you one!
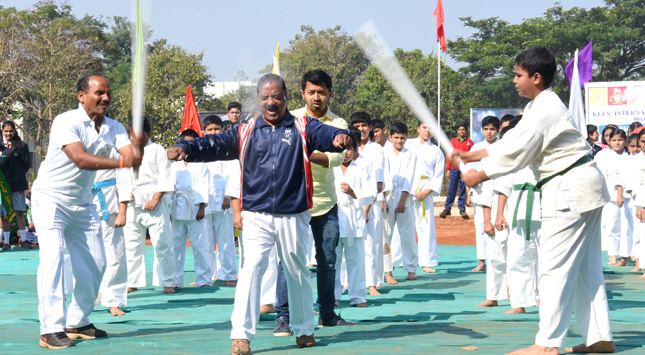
[176,111,347,214]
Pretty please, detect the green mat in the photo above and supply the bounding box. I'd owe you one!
[1,245,643,354]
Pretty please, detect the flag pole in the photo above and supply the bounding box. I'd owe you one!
[437,41,441,150]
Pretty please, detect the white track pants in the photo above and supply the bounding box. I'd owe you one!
[415,196,438,267]
[534,207,613,348]
[207,211,238,281]
[34,199,105,334]
[474,204,488,260]
[230,211,313,341]
[260,246,278,306]
[335,237,366,305]
[172,219,211,287]
[99,214,127,308]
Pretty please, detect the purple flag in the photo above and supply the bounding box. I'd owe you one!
[565,40,593,88]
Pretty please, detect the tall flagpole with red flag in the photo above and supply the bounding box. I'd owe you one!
[181,85,203,136]
[433,0,446,148]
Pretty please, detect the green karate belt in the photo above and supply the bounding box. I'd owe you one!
[512,155,591,239]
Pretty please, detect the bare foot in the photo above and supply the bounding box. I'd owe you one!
[536,300,540,307]
[369,286,381,296]
[309,264,317,268]
[200,284,212,287]
[352,302,368,308]
[110,307,126,316]
[503,307,526,314]
[607,255,617,265]
[564,341,615,353]
[97,293,102,302]
[189,281,196,286]
[163,287,176,294]
[422,267,436,273]
[472,260,486,272]
[630,255,636,261]
[406,272,418,280]
[127,287,138,293]
[260,304,276,314]
[225,280,237,286]
[505,344,559,355]
[386,272,398,285]
[639,273,645,279]
[476,300,499,307]
[615,257,626,267]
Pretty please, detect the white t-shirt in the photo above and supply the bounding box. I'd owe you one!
[32,105,130,205]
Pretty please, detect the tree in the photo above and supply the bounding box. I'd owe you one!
[448,0,645,107]
[279,26,371,117]
[109,39,212,147]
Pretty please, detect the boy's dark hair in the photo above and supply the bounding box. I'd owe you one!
[301,69,332,91]
[227,102,242,112]
[389,121,408,136]
[220,120,234,132]
[499,116,522,138]
[628,121,642,133]
[349,111,371,127]
[372,119,386,130]
[515,47,557,88]
[347,126,360,150]
[203,115,222,127]
[129,117,151,134]
[481,116,500,130]
[587,124,598,138]
[257,74,287,95]
[601,124,618,145]
[456,123,468,131]
[500,114,515,124]
[179,129,199,140]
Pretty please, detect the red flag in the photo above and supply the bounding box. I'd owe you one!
[433,0,447,51]
[181,85,203,137]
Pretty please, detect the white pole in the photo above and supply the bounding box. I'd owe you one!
[437,41,441,150]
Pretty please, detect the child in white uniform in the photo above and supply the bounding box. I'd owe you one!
[333,128,375,307]
[595,128,633,266]
[202,115,239,286]
[171,129,211,288]
[383,122,417,283]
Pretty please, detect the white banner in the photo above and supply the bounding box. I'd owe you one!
[585,81,645,134]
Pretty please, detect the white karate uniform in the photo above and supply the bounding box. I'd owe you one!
[384,144,417,273]
[629,152,645,261]
[205,159,240,282]
[333,157,376,305]
[358,141,385,287]
[32,106,129,334]
[595,149,633,257]
[124,141,176,288]
[497,168,539,308]
[171,161,211,287]
[469,140,495,260]
[481,88,613,348]
[411,140,444,268]
[94,155,131,309]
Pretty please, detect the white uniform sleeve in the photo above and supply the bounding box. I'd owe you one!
[193,163,210,205]
[429,147,445,196]
[482,127,544,179]
[225,160,241,199]
[401,152,416,193]
[113,120,131,151]
[354,162,378,208]
[116,165,132,203]
[51,114,82,148]
[155,145,175,193]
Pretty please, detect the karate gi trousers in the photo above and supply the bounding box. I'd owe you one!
[365,202,385,287]
[385,204,417,273]
[99,213,127,308]
[473,204,488,260]
[506,229,538,308]
[602,199,633,258]
[535,207,613,347]
[124,203,176,287]
[414,196,438,267]
[485,229,508,301]
[207,211,237,281]
[34,199,105,334]
[335,237,366,305]
[172,219,211,287]
[230,211,313,341]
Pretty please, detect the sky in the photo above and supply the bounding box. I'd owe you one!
[5,0,606,82]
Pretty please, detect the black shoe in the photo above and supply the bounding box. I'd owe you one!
[40,332,75,349]
[459,210,469,219]
[21,241,33,249]
[64,323,108,340]
[439,209,451,218]
[273,316,292,336]
[2,243,10,251]
[318,314,356,328]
